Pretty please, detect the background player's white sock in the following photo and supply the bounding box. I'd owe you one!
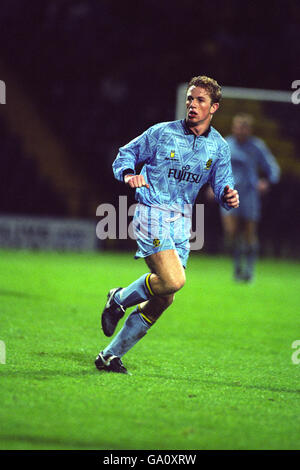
[114,273,154,308]
[102,309,152,358]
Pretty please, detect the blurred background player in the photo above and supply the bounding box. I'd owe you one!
[220,113,280,282]
[95,76,239,374]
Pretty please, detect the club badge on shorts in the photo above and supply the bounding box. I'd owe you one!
[153,238,160,247]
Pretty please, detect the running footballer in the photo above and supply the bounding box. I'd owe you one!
[95,75,239,374]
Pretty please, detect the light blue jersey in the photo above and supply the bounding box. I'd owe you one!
[113,120,234,212]
[225,135,280,190]
[113,119,235,265]
[221,135,280,221]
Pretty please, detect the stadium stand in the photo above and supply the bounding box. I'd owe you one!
[0,115,68,216]
[0,1,298,255]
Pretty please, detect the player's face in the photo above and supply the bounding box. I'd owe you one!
[232,118,252,142]
[185,86,219,128]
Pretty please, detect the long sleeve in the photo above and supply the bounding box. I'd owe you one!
[112,127,157,182]
[209,143,235,210]
[254,138,280,184]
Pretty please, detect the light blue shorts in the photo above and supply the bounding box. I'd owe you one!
[133,204,191,268]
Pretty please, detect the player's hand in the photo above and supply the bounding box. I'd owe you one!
[124,174,149,189]
[223,185,239,208]
[257,178,269,194]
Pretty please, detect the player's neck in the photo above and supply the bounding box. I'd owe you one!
[187,120,211,136]
[186,117,211,136]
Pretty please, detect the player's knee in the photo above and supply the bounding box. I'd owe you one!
[166,275,186,294]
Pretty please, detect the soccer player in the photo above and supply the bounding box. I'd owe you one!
[95,76,239,374]
[220,113,280,282]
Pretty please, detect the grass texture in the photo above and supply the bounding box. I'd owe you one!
[0,249,300,450]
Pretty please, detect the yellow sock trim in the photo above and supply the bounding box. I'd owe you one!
[138,304,154,325]
[140,312,153,325]
[145,273,154,297]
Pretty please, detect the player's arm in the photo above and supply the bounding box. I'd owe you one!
[255,138,280,186]
[112,128,154,183]
[209,144,239,209]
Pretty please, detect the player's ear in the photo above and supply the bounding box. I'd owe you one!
[210,102,219,115]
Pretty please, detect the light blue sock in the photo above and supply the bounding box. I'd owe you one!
[103,309,152,358]
[114,273,154,308]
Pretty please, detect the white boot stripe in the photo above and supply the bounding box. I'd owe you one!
[99,352,118,366]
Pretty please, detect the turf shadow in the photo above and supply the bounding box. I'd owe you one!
[0,289,43,300]
[33,350,90,365]
[0,367,98,379]
[144,374,300,394]
[201,379,300,395]
[0,433,116,450]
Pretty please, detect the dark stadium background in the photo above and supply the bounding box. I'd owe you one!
[0,0,299,256]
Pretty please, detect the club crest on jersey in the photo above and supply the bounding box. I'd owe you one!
[170,150,175,158]
[205,158,212,169]
[153,238,160,247]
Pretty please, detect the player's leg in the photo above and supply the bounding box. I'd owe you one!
[117,248,185,300]
[134,246,185,323]
[145,248,186,295]
[221,212,238,248]
[138,293,174,324]
[101,249,185,337]
[243,219,257,244]
[133,248,183,323]
[221,213,244,279]
[96,250,183,373]
[243,219,258,281]
[100,294,174,365]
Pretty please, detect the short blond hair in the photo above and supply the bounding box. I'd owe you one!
[187,76,222,104]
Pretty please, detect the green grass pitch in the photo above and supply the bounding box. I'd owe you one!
[0,249,300,450]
